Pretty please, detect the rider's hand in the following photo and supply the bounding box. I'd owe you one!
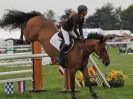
[79,36,84,40]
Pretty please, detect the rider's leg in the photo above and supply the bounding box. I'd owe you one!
[61,27,70,46]
[69,31,77,39]
[56,44,68,66]
[56,27,70,67]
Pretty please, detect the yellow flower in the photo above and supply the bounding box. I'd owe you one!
[76,71,84,82]
[106,70,128,86]
[76,71,85,87]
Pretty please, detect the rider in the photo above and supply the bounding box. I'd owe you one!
[56,5,88,67]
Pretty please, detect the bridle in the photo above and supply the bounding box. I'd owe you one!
[92,42,108,62]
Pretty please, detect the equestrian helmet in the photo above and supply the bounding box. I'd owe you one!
[77,5,88,12]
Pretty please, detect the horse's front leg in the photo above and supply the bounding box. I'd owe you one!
[69,68,77,99]
[81,67,100,99]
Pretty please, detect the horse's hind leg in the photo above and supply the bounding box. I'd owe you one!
[81,67,100,99]
[69,68,77,99]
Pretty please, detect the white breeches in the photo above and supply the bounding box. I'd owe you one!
[61,27,70,45]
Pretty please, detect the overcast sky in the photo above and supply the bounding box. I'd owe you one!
[0,0,133,19]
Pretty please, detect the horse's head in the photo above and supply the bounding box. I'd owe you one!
[94,38,110,66]
[87,33,110,66]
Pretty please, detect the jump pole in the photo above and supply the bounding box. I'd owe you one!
[63,68,71,92]
[32,41,44,91]
[60,67,80,93]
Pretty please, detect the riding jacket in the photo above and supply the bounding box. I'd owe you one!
[62,13,84,38]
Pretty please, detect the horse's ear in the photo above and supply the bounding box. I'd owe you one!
[103,37,107,42]
[100,36,107,43]
[105,35,113,40]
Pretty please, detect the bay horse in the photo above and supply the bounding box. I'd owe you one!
[0,10,110,99]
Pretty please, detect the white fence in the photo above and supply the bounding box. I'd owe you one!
[0,45,31,52]
[0,53,48,84]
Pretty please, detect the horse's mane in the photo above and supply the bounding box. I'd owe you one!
[87,33,105,42]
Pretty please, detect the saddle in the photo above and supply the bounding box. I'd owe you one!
[50,30,74,53]
[58,30,74,53]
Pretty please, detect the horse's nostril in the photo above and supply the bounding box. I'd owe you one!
[102,60,109,66]
[105,62,110,66]
[105,63,108,66]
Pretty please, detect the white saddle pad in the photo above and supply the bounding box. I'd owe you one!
[50,32,62,51]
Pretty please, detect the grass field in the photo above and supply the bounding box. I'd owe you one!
[0,48,133,99]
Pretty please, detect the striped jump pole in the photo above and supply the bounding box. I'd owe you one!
[32,41,44,91]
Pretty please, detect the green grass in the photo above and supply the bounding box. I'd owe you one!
[0,48,133,99]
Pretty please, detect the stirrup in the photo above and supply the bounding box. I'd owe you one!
[55,57,66,68]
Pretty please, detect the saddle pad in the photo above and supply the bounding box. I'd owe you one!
[50,32,61,51]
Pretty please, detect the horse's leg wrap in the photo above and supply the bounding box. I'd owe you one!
[70,69,77,99]
[71,91,77,99]
[85,77,97,97]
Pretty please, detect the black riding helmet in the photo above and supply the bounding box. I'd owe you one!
[77,5,88,13]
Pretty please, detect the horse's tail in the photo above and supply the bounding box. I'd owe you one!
[0,9,42,30]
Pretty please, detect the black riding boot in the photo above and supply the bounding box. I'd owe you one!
[56,44,68,68]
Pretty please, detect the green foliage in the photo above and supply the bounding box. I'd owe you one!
[44,9,57,23]
[85,3,133,33]
[85,3,122,30]
[121,4,133,32]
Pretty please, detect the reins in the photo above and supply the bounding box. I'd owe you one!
[92,42,108,62]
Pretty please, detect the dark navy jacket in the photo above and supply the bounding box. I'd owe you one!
[62,14,84,38]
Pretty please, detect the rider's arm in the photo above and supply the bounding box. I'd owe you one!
[78,18,84,37]
[73,16,80,38]
[73,24,80,38]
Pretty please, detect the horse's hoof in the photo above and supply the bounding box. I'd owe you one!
[94,96,100,99]
[72,97,77,99]
[71,96,77,99]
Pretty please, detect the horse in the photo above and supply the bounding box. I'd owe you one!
[0,10,110,99]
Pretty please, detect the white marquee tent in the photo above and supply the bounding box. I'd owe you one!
[104,30,133,37]
[0,29,20,39]
[83,28,133,38]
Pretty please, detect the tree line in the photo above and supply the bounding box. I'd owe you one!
[44,3,133,33]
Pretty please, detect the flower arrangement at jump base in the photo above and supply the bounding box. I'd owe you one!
[76,71,85,87]
[76,70,97,87]
[105,70,128,87]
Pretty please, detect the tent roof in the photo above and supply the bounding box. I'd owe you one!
[83,28,133,38]
[104,30,133,37]
[0,29,20,39]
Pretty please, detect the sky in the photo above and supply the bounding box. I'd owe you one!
[0,0,133,19]
[0,0,132,39]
